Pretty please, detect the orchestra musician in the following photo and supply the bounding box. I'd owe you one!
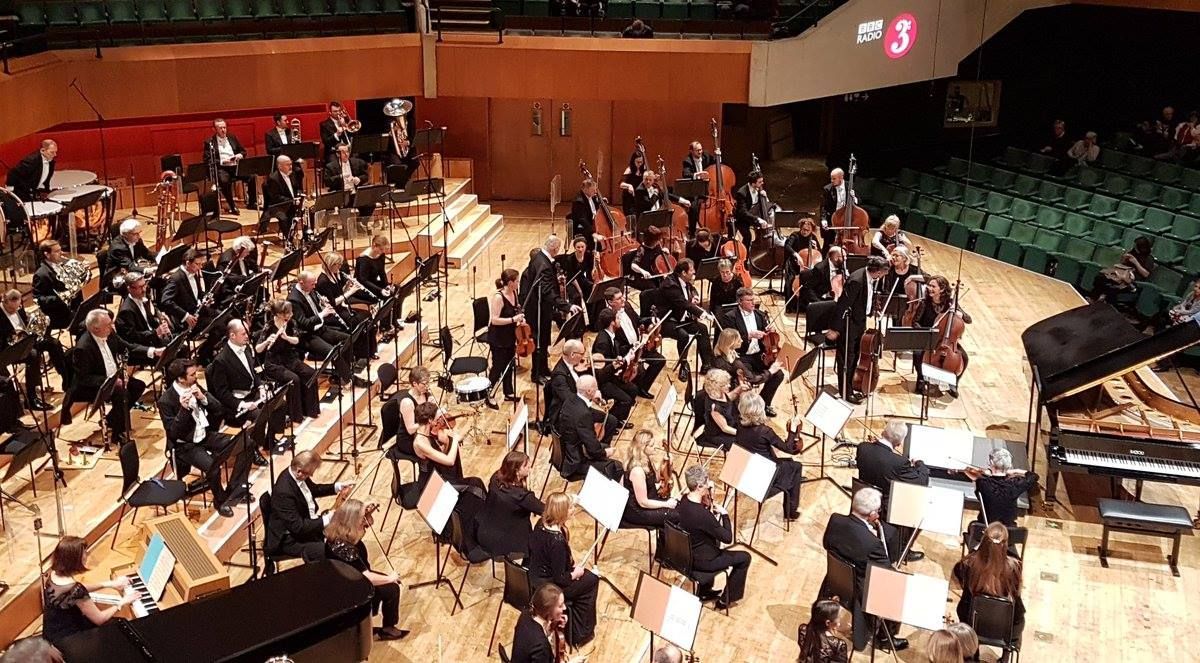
[603,286,664,394]
[591,308,639,425]
[528,492,600,648]
[820,168,856,249]
[800,245,846,310]
[216,236,261,293]
[486,268,524,407]
[410,401,487,548]
[475,450,544,558]
[682,141,715,237]
[390,366,449,457]
[510,583,587,663]
[266,450,353,563]
[115,272,172,364]
[782,217,822,312]
[5,139,57,204]
[828,255,889,403]
[106,219,155,274]
[686,228,721,265]
[158,248,214,332]
[0,288,64,411]
[732,171,773,253]
[383,129,417,172]
[856,421,928,563]
[962,448,1038,527]
[287,270,364,389]
[260,155,305,242]
[256,300,321,423]
[820,486,905,652]
[316,252,376,353]
[323,499,409,641]
[910,275,971,397]
[870,215,914,258]
[659,259,715,370]
[544,339,589,434]
[354,235,394,302]
[205,318,287,458]
[618,430,679,528]
[157,359,235,518]
[557,236,595,319]
[568,179,606,250]
[700,368,743,452]
[557,375,623,480]
[203,118,257,214]
[628,226,671,289]
[676,465,751,611]
[708,258,740,316]
[323,145,374,222]
[32,240,81,331]
[264,113,299,160]
[619,150,648,217]
[735,394,803,521]
[519,235,580,383]
[882,246,923,300]
[318,100,352,165]
[62,309,164,442]
[41,536,138,648]
[717,301,785,415]
[634,170,690,217]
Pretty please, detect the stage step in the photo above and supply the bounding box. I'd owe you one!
[410,193,479,257]
[449,212,505,270]
[390,178,470,218]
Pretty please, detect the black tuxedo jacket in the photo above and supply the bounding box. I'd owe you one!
[157,383,226,450]
[518,251,568,328]
[206,343,263,415]
[821,182,855,220]
[0,308,29,343]
[322,158,369,192]
[266,468,336,553]
[287,286,336,333]
[263,169,303,211]
[834,267,872,328]
[658,275,705,323]
[720,306,769,356]
[32,263,72,326]
[71,331,152,391]
[558,395,606,478]
[107,235,154,274]
[675,497,733,562]
[855,441,930,505]
[202,134,247,167]
[802,259,839,302]
[681,152,715,179]
[217,247,260,290]
[354,253,388,298]
[159,268,207,325]
[5,151,54,200]
[264,127,294,158]
[546,358,587,428]
[733,184,767,227]
[319,117,347,162]
[569,193,598,240]
[116,297,163,347]
[823,512,900,580]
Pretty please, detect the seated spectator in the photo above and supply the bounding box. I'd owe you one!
[1092,236,1154,304]
[1038,119,1072,161]
[1155,105,1176,143]
[622,18,654,38]
[1132,119,1169,156]
[1168,277,1200,325]
[1067,131,1100,165]
[1169,110,1200,164]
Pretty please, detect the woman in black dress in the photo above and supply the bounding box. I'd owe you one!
[256,300,320,422]
[391,366,448,457]
[511,583,577,663]
[783,217,822,313]
[527,492,600,648]
[910,275,972,397]
[708,258,741,315]
[475,450,544,557]
[701,368,740,452]
[324,499,408,641]
[619,150,648,218]
[797,599,851,663]
[953,523,1025,644]
[870,215,914,258]
[354,235,393,301]
[712,327,783,412]
[734,394,803,521]
[618,430,679,527]
[487,268,524,408]
[411,401,488,549]
[42,536,138,647]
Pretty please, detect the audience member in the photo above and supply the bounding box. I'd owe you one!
[1066,131,1099,165]
[1092,236,1154,304]
[1038,120,1072,162]
[622,19,654,38]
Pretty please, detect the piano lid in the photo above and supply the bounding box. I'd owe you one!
[1023,301,1200,403]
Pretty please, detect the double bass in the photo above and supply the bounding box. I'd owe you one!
[580,160,634,279]
[832,154,870,256]
[656,155,689,254]
[698,118,736,236]
[746,153,786,276]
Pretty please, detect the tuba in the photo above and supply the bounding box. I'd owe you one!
[382,98,413,143]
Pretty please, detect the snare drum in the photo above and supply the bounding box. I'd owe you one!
[454,375,491,403]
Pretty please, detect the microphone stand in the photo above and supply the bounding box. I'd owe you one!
[518,270,549,436]
[68,79,110,187]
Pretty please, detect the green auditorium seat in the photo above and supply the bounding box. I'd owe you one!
[47,1,82,24]
[1025,153,1057,176]
[108,0,139,22]
[931,201,963,227]
[164,0,195,20]
[689,0,714,19]
[1097,149,1126,172]
[279,0,306,17]
[939,181,964,202]
[224,0,253,17]
[1135,284,1163,320]
[1128,180,1160,205]
[1090,219,1124,246]
[195,0,224,19]
[1059,187,1091,212]
[896,168,920,190]
[967,162,992,184]
[997,147,1028,170]
[917,173,944,197]
[962,186,988,209]
[1083,244,1123,279]
[1153,237,1186,267]
[1183,243,1200,275]
[1142,207,1174,234]
[904,210,927,237]
[662,0,687,20]
[923,216,948,243]
[1033,180,1065,204]
[633,1,661,18]
[1152,161,1182,186]
[1031,205,1063,230]
[1167,213,1200,243]
[1112,201,1145,227]
[1140,269,1185,317]
[78,1,109,24]
[1124,155,1155,178]
[996,222,1038,266]
[1087,194,1118,219]
[1020,228,1065,274]
[1005,199,1038,223]
[985,192,1013,216]
[1074,167,1103,189]
[1050,237,1097,287]
[329,0,353,14]
[959,207,986,230]
[137,0,168,21]
[945,222,972,249]
[914,195,939,217]
[1185,193,1200,218]
[1160,186,1191,211]
[1181,168,1200,193]
[973,215,1012,258]
[251,0,279,17]
[1098,173,1131,197]
[989,168,1016,192]
[1062,212,1093,237]
[355,0,380,11]
[889,188,917,212]
[16,3,47,26]
[304,0,330,16]
[1011,174,1039,198]
[942,157,969,180]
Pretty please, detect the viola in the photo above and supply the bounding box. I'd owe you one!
[761,327,782,365]
[362,501,380,528]
[514,303,534,358]
[720,238,752,288]
[431,411,467,436]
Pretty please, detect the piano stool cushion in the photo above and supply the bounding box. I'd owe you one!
[1097,498,1193,533]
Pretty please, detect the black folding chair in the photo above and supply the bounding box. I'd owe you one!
[654,522,728,615]
[971,594,1022,663]
[111,441,187,549]
[487,555,533,656]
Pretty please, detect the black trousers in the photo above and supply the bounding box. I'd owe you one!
[258,207,295,239]
[532,316,553,380]
[488,345,517,397]
[303,326,353,383]
[733,219,757,254]
[74,377,145,437]
[373,582,401,628]
[559,571,600,646]
[599,378,636,426]
[744,352,783,406]
[6,337,67,400]
[635,348,665,392]
[216,165,257,210]
[173,431,232,504]
[263,359,320,421]
[832,323,864,400]
[693,550,751,602]
[665,320,713,369]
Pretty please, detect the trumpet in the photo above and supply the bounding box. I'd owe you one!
[289,118,302,143]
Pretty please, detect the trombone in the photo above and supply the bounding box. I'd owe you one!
[337,108,361,134]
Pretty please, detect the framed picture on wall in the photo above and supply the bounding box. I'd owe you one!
[943,81,1002,129]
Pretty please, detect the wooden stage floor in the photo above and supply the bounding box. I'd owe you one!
[11,206,1200,662]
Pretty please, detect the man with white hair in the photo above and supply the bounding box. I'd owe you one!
[820,485,905,651]
[62,309,163,439]
[203,118,257,214]
[519,234,581,383]
[217,236,260,288]
[652,643,683,663]
[855,420,928,563]
[964,447,1038,527]
[675,465,751,611]
[819,167,857,248]
[108,218,155,274]
[261,154,305,241]
[544,338,589,432]
[0,288,64,411]
[286,270,360,388]
[1067,130,1101,165]
[556,375,621,480]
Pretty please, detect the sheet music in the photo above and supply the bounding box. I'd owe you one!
[418,472,460,535]
[660,585,702,650]
[577,467,629,532]
[921,363,958,388]
[803,391,854,439]
[907,424,975,470]
[864,565,950,632]
[719,445,775,504]
[508,403,529,449]
[140,533,176,603]
[886,481,965,537]
[656,384,678,428]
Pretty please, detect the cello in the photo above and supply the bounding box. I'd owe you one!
[580,160,633,279]
[832,154,871,256]
[698,118,736,236]
[927,279,969,377]
[656,155,689,254]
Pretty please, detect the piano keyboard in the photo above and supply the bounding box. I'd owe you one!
[1062,448,1200,479]
[126,573,161,619]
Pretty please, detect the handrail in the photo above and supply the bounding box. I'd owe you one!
[770,0,845,40]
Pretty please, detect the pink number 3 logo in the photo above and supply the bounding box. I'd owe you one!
[885,13,917,60]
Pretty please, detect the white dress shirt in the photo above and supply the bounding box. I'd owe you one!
[281,171,295,198]
[276,128,288,145]
[691,156,705,178]
[6,310,23,332]
[172,381,209,445]
[339,160,354,189]
[616,308,638,345]
[40,158,52,189]
[289,468,346,527]
[228,341,253,377]
[217,137,235,165]
[740,308,761,354]
[95,335,118,378]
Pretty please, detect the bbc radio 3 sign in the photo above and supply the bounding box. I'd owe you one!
[856,13,918,59]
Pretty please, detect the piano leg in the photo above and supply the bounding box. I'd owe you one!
[1045,466,1060,503]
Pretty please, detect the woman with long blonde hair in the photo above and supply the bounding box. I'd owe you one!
[324,498,407,640]
[618,430,679,528]
[527,492,599,648]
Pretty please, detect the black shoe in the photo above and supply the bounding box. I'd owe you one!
[484,398,499,410]
[904,550,925,563]
[374,626,410,641]
[353,358,369,371]
[847,392,866,405]
[273,436,296,455]
[504,394,521,403]
[764,406,778,417]
[875,636,908,651]
[132,401,154,412]
[623,422,634,430]
[228,207,239,215]
[353,377,373,389]
[217,505,234,517]
[948,387,959,398]
[26,397,51,411]
[697,589,721,602]
[715,597,732,611]
[252,452,268,467]
[637,388,654,399]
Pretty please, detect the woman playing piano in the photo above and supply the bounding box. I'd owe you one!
[324,499,409,641]
[42,536,138,647]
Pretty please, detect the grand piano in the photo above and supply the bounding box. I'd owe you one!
[57,560,374,663]
[1023,302,1200,502]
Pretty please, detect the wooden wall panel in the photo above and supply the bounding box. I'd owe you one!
[417,96,492,198]
[608,101,723,201]
[488,98,554,200]
[548,100,613,206]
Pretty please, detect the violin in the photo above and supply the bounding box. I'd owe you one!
[641,305,663,352]
[431,411,467,436]
[761,327,782,365]
[657,450,674,499]
[514,302,535,358]
[553,619,569,663]
[362,501,380,528]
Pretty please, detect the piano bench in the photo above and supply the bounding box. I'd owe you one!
[1097,498,1194,577]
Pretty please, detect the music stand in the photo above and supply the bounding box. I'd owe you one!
[637,210,673,236]
[845,253,869,273]
[412,127,445,157]
[410,470,463,609]
[213,429,261,578]
[576,468,633,605]
[386,164,416,189]
[672,179,707,203]
[270,249,304,284]
[717,444,779,564]
[918,363,959,421]
[863,564,950,661]
[553,311,585,345]
[156,244,189,278]
[305,228,333,257]
[349,133,389,160]
[149,333,188,399]
[631,571,702,658]
[235,156,272,189]
[235,271,269,297]
[190,304,237,343]
[66,291,106,338]
[310,190,349,229]
[84,373,124,450]
[0,429,49,529]
[799,389,854,495]
[252,385,291,479]
[774,211,804,229]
